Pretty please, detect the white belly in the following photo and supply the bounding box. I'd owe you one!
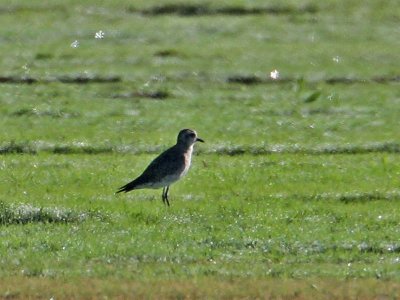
[147,173,182,189]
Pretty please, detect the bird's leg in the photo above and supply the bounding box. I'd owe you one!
[162,187,166,204]
[165,186,170,206]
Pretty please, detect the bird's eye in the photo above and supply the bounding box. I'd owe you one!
[189,133,195,138]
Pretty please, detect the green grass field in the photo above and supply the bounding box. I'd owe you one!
[1,0,400,298]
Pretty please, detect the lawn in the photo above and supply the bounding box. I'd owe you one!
[1,0,400,298]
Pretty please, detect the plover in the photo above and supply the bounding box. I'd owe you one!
[116,129,204,206]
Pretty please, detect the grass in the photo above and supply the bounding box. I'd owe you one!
[0,201,104,225]
[1,278,399,299]
[1,0,400,298]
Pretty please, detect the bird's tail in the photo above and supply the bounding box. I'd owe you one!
[116,180,138,194]
[116,173,149,194]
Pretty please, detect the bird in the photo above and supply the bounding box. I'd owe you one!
[116,129,204,206]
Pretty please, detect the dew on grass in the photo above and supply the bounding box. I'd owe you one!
[70,40,79,48]
[386,244,400,252]
[125,110,139,116]
[358,242,371,252]
[0,201,106,225]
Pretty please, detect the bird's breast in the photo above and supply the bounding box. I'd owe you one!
[181,146,193,177]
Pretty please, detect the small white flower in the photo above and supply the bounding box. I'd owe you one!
[95,30,105,39]
[70,40,79,48]
[270,69,280,80]
[333,56,340,63]
[22,64,30,74]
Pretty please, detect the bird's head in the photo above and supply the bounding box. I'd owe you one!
[177,129,204,147]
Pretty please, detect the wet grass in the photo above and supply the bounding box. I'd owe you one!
[0,201,106,225]
[1,0,400,298]
[1,153,400,282]
[2,140,400,155]
[1,277,399,299]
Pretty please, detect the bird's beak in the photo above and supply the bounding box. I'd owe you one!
[196,137,205,143]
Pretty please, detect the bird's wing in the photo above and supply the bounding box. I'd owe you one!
[140,145,185,182]
[116,145,185,193]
